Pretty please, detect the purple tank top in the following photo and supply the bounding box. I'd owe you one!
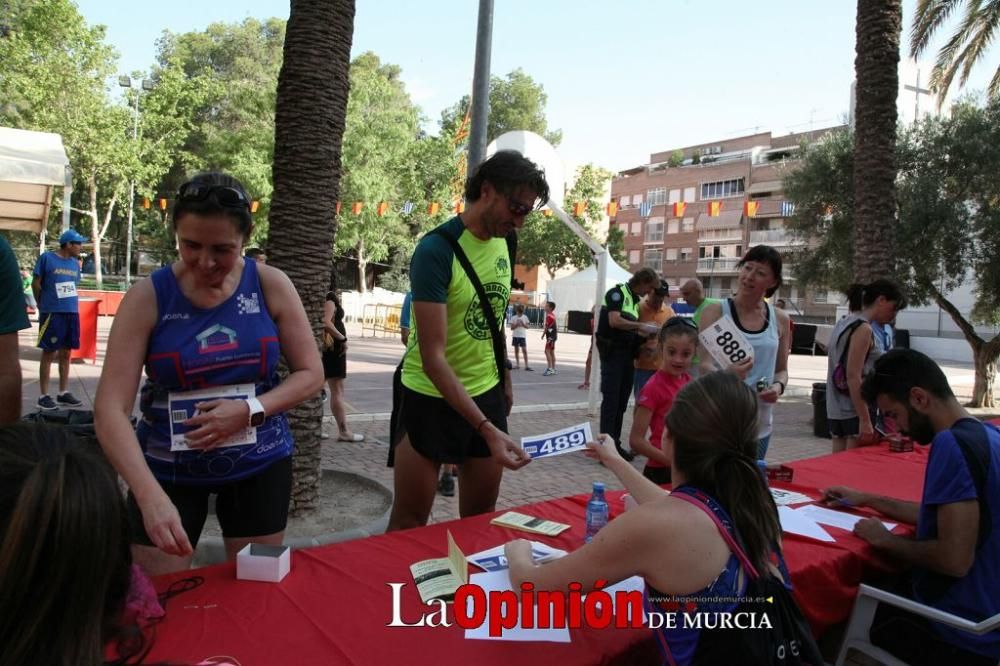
[137,260,291,484]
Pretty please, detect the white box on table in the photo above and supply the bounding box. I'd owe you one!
[237,543,291,582]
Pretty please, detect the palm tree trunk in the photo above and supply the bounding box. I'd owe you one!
[853,0,901,282]
[269,0,355,516]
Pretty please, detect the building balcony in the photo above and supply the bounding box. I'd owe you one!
[749,229,802,247]
[698,229,743,244]
[697,257,741,274]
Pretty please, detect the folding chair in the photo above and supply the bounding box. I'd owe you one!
[834,583,1000,666]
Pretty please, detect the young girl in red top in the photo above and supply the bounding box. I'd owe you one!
[628,317,698,484]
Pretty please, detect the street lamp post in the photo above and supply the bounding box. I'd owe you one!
[118,75,153,287]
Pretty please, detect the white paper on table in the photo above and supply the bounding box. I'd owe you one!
[769,488,814,506]
[698,316,755,369]
[796,504,897,532]
[467,541,567,573]
[777,506,835,542]
[520,422,593,459]
[464,570,571,642]
[588,575,647,626]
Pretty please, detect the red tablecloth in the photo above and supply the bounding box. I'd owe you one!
[142,444,927,665]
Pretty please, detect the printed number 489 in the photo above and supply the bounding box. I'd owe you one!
[537,430,586,455]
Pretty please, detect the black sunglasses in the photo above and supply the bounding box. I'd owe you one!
[663,316,698,330]
[178,182,252,211]
[507,197,535,217]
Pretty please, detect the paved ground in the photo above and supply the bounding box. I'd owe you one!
[19,314,999,526]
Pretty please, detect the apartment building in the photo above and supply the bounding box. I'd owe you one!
[610,127,847,322]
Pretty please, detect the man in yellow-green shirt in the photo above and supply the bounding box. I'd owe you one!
[388,151,549,531]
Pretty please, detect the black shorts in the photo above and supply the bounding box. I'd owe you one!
[828,416,861,438]
[511,337,526,348]
[322,345,346,379]
[127,455,293,548]
[398,382,507,465]
[642,465,672,485]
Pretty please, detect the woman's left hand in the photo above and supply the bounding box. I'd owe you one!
[183,398,251,449]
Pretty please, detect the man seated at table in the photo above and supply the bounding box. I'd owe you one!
[823,349,1000,665]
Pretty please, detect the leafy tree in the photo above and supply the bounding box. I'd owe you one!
[0,0,134,288]
[440,68,562,147]
[783,106,1000,407]
[0,0,200,287]
[154,18,285,242]
[911,0,1000,103]
[269,0,355,514]
[337,52,421,291]
[606,224,627,266]
[852,0,901,282]
[517,164,615,278]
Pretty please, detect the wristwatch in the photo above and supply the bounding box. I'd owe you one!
[245,397,266,427]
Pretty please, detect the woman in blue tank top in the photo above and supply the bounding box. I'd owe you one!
[95,173,323,575]
[505,373,806,666]
[697,245,791,459]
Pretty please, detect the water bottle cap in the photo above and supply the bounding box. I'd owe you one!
[592,481,605,491]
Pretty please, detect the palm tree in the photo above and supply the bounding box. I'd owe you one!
[911,0,1000,105]
[269,0,355,514]
[853,0,902,282]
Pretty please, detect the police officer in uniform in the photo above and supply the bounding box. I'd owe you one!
[595,267,660,459]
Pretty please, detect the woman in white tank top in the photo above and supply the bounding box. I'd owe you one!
[697,245,791,459]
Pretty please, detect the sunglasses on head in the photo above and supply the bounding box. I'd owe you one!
[663,316,698,330]
[177,182,252,211]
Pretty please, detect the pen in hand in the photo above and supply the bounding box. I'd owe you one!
[822,491,854,508]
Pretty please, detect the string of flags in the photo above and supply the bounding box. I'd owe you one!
[141,195,797,220]
[319,198,797,219]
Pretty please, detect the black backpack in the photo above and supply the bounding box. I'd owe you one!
[671,487,825,666]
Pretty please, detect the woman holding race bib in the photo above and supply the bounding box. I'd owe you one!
[698,245,790,459]
[94,173,323,575]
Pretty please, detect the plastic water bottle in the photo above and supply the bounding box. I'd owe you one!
[585,481,609,544]
[756,459,770,484]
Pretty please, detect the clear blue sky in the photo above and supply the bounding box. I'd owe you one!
[75,0,996,173]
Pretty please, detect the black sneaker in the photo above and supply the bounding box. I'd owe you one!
[616,446,636,462]
[37,394,57,410]
[437,473,456,497]
[57,391,83,407]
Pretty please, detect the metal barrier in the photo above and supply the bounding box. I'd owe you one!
[361,303,402,338]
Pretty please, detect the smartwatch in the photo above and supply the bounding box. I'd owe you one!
[246,397,266,427]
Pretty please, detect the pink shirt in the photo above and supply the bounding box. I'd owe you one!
[636,370,691,468]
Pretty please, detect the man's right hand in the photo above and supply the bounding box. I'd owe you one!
[821,485,869,509]
[483,425,531,470]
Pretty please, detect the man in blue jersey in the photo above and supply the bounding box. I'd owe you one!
[824,349,1000,665]
[32,229,86,409]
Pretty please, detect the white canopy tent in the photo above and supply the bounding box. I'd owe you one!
[546,259,633,315]
[0,127,70,233]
